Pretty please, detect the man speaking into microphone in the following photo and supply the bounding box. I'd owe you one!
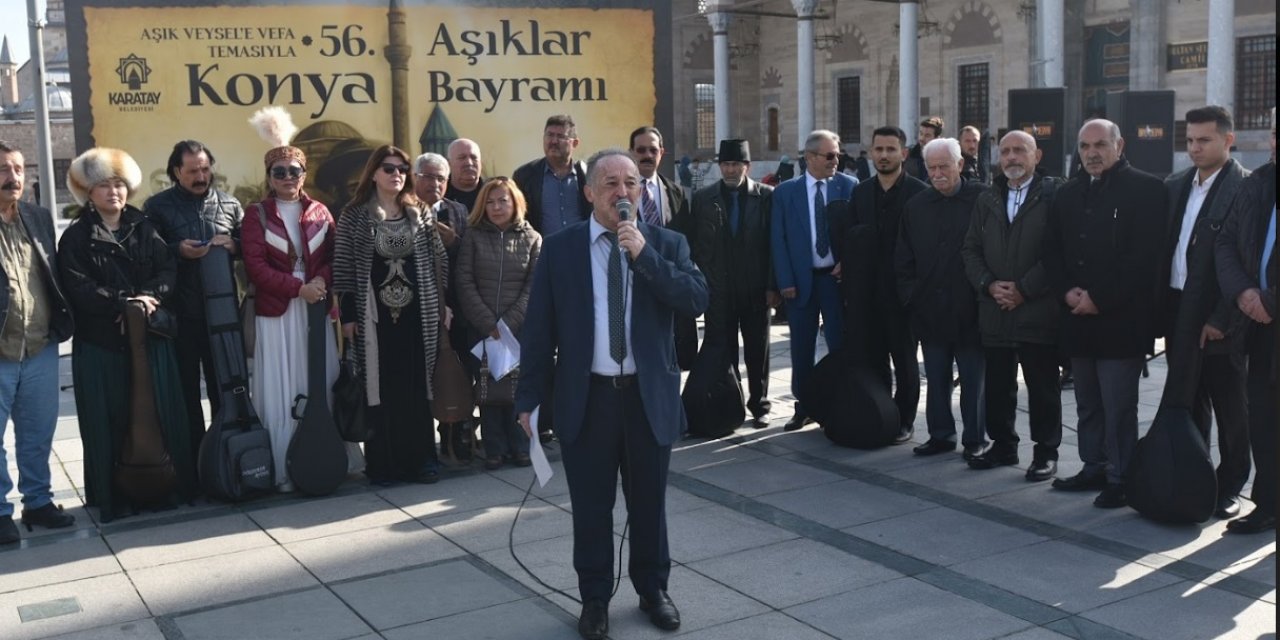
[518,149,708,639]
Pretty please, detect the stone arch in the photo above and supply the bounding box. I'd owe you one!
[942,1,1003,49]
[824,24,869,63]
[683,32,713,70]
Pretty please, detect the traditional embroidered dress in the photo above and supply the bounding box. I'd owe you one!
[334,198,445,483]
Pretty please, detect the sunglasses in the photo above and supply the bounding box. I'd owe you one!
[381,163,410,175]
[270,166,305,180]
[807,151,840,162]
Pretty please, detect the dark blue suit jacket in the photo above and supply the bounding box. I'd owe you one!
[516,219,709,447]
[770,172,857,307]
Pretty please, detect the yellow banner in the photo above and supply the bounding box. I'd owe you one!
[84,5,656,209]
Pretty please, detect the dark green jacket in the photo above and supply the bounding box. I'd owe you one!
[963,173,1062,347]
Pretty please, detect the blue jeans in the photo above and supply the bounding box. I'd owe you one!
[0,344,61,517]
[921,340,987,447]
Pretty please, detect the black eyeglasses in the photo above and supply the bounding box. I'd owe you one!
[807,151,839,162]
[270,166,305,180]
[381,163,410,175]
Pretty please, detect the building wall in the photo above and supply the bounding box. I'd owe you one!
[671,0,1276,167]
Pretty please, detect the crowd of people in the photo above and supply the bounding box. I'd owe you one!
[0,101,1273,639]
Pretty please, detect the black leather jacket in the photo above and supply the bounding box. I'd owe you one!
[143,186,243,319]
[57,205,175,352]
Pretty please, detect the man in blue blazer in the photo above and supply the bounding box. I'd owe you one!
[517,150,709,639]
[771,129,857,430]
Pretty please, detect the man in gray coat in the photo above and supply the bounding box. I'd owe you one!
[415,152,475,463]
[962,131,1063,481]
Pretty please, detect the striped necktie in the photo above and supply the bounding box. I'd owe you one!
[641,179,661,226]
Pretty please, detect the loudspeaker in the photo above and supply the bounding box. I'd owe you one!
[1105,90,1175,178]
[1008,88,1066,177]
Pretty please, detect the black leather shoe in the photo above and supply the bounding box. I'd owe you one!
[750,413,771,429]
[578,600,609,640]
[783,414,813,432]
[0,515,19,545]
[1025,459,1057,482]
[1215,495,1242,519]
[1093,484,1127,509]
[1225,510,1276,534]
[968,448,1019,470]
[962,445,988,462]
[639,591,681,631]
[913,439,957,456]
[21,503,74,531]
[1051,471,1108,492]
[892,425,914,444]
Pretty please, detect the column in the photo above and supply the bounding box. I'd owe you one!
[26,0,55,214]
[793,0,819,148]
[707,9,732,144]
[899,1,919,141]
[385,0,413,151]
[1128,0,1164,90]
[1206,0,1234,110]
[1038,0,1064,87]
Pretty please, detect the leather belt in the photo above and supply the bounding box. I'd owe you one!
[591,373,637,389]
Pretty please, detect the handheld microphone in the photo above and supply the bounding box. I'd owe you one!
[616,198,633,222]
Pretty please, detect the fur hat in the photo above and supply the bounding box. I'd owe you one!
[249,106,306,170]
[718,139,751,164]
[66,147,142,206]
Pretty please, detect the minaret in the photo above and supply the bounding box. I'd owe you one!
[0,36,17,108]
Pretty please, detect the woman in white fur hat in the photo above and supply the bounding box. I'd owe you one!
[56,147,197,522]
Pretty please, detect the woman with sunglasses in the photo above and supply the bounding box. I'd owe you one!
[333,144,448,485]
[455,177,542,470]
[242,106,347,492]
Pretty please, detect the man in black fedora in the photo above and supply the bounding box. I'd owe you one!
[686,139,778,426]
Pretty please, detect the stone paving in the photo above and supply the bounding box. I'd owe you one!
[0,326,1275,640]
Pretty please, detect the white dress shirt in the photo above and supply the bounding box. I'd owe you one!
[805,173,836,269]
[1006,179,1030,224]
[1170,167,1220,290]
[588,216,636,375]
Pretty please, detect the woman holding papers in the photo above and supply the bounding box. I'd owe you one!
[456,177,542,470]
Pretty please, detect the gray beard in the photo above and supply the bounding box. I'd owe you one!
[1003,166,1027,182]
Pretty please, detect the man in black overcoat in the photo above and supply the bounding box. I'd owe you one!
[849,126,928,442]
[686,139,778,426]
[1214,108,1276,535]
[1043,119,1167,509]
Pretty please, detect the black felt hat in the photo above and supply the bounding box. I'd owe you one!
[718,139,751,163]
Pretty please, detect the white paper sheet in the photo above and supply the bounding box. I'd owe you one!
[527,406,554,487]
[469,320,521,380]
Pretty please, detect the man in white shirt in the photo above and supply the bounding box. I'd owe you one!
[1159,106,1252,519]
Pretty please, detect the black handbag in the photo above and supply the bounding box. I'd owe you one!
[332,354,372,442]
[146,306,179,339]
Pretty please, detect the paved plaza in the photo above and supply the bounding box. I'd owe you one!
[1,325,1275,640]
